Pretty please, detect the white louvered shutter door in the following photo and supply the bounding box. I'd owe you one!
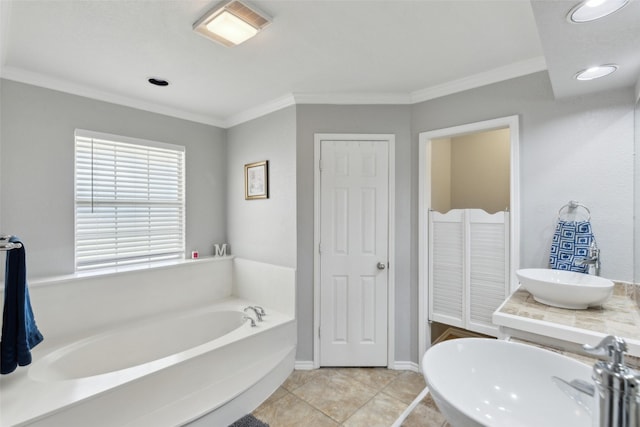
[467,209,509,335]
[429,209,465,328]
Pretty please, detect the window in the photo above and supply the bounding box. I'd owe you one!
[74,129,185,271]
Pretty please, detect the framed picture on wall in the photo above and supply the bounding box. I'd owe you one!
[245,160,269,200]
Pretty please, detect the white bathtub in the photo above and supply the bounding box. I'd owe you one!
[29,308,248,381]
[0,257,296,427]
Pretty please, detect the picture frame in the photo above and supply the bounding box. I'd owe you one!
[244,160,269,200]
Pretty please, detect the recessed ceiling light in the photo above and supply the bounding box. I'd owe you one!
[567,0,629,23]
[193,0,271,47]
[574,64,618,81]
[148,77,169,87]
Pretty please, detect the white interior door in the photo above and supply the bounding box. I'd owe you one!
[319,139,389,366]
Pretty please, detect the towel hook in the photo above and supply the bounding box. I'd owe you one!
[557,200,591,221]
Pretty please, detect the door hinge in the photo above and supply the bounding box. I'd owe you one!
[318,327,321,339]
[319,242,323,254]
[319,158,325,172]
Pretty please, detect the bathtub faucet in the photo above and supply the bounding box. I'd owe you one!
[242,315,257,327]
[244,306,263,322]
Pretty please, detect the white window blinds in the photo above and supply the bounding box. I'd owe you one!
[74,130,185,271]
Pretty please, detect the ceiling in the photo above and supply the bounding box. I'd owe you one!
[0,1,638,128]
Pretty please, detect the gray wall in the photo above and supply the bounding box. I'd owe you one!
[226,106,297,268]
[296,104,414,363]
[1,72,634,366]
[295,72,634,365]
[0,79,227,278]
[413,71,635,282]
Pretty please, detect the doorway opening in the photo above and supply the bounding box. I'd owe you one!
[431,322,494,345]
[418,116,520,361]
[431,128,510,214]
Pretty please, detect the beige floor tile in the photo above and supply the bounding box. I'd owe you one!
[291,371,378,423]
[337,367,401,391]
[255,368,445,426]
[382,371,427,405]
[400,401,447,427]
[421,393,441,411]
[253,392,338,427]
[282,369,326,392]
[258,386,289,408]
[342,392,408,427]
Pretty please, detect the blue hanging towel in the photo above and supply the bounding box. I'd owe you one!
[549,220,595,273]
[1,237,43,374]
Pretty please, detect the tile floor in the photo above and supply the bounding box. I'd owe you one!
[252,368,448,427]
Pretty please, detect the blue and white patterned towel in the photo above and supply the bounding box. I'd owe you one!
[549,220,595,273]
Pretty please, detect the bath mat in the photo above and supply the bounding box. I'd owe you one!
[228,414,269,427]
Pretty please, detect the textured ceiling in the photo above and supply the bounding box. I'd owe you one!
[531,0,640,99]
[0,1,637,127]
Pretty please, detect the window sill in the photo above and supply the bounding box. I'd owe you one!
[24,256,234,289]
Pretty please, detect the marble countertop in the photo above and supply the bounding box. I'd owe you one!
[493,284,640,357]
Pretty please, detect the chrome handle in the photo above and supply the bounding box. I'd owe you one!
[377,262,386,270]
[584,335,627,365]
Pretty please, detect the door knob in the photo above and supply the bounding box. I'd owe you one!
[377,262,386,270]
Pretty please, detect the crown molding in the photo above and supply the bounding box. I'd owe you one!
[0,66,226,128]
[2,56,548,129]
[292,92,412,105]
[227,58,546,126]
[223,93,296,128]
[410,56,548,104]
[222,92,412,128]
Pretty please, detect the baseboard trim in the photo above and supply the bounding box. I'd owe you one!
[389,361,420,372]
[294,361,316,370]
[294,360,420,372]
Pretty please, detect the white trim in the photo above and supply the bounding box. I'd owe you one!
[389,361,420,373]
[410,56,547,104]
[293,92,411,105]
[313,133,396,369]
[75,129,185,152]
[15,256,231,290]
[417,140,430,361]
[0,66,226,128]
[417,115,520,360]
[223,93,296,128]
[293,360,316,371]
[635,74,640,103]
[388,136,396,370]
[313,139,321,369]
[1,58,546,129]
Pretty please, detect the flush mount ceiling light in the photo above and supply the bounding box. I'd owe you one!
[574,64,619,80]
[567,0,629,23]
[193,0,271,47]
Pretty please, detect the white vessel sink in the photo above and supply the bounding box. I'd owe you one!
[516,268,614,309]
[422,338,595,427]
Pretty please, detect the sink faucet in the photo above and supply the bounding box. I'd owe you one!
[583,335,640,427]
[578,241,601,276]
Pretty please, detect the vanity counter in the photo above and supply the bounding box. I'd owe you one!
[493,284,640,357]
